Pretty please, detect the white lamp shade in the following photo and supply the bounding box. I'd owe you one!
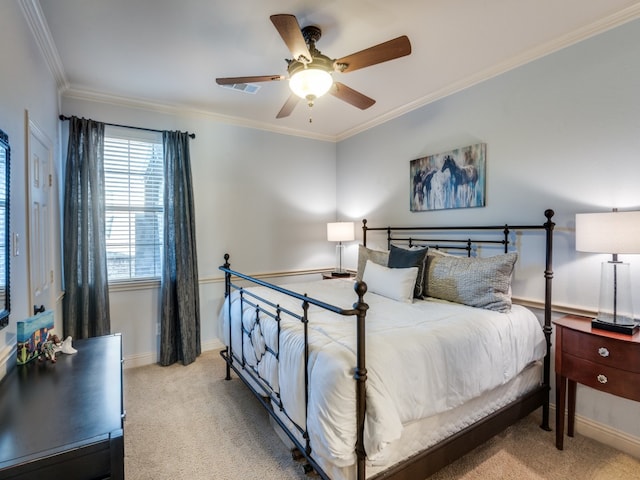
[289,68,333,100]
[327,222,355,242]
[575,211,640,254]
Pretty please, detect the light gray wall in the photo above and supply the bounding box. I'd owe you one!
[0,1,62,376]
[336,19,640,441]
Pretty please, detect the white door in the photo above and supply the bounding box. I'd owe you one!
[27,119,53,316]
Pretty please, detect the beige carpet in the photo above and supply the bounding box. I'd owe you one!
[123,350,639,480]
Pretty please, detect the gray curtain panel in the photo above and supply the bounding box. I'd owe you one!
[62,116,111,339]
[160,131,201,366]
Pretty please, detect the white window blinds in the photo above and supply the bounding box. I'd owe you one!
[104,126,164,282]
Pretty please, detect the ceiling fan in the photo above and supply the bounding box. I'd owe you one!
[215,14,411,119]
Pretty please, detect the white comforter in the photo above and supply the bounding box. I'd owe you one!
[221,278,545,467]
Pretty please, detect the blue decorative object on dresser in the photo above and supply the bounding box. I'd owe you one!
[16,310,54,365]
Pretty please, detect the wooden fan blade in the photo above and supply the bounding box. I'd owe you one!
[330,82,375,110]
[270,14,312,63]
[216,75,284,85]
[276,93,301,119]
[334,36,411,73]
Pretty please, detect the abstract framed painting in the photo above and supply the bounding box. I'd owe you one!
[410,143,486,212]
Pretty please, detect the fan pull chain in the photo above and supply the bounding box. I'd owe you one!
[307,99,314,123]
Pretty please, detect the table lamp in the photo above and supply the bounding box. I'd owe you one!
[575,209,640,334]
[327,222,354,277]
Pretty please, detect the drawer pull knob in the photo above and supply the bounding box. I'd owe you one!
[598,347,610,358]
[597,374,608,384]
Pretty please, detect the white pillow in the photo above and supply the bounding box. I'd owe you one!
[362,260,418,303]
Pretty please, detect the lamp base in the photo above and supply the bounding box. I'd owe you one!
[591,319,639,335]
[329,271,352,278]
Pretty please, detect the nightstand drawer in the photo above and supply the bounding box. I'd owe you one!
[562,328,640,373]
[563,353,640,401]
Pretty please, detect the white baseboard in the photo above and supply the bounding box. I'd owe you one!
[122,338,224,369]
[551,405,640,459]
[122,351,156,369]
[573,412,640,459]
[0,342,16,381]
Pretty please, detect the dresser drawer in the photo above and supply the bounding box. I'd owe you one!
[562,353,640,401]
[562,328,640,373]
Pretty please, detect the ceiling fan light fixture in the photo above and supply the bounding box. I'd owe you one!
[289,67,333,101]
[216,14,412,119]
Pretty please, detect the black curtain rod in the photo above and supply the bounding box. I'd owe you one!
[58,114,195,139]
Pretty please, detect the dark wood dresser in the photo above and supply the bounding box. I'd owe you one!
[0,334,124,479]
[554,314,640,450]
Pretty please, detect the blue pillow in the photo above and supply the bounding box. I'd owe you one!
[387,245,428,298]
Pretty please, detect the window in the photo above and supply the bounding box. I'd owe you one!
[104,126,164,282]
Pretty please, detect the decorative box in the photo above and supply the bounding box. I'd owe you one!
[16,310,54,365]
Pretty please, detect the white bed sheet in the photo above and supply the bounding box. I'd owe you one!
[220,278,546,469]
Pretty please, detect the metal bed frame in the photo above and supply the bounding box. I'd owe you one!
[219,209,555,480]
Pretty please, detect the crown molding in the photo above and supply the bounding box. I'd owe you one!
[61,87,337,143]
[19,0,68,91]
[336,3,640,142]
[30,1,640,143]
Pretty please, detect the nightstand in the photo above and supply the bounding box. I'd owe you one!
[554,314,640,450]
[322,272,355,280]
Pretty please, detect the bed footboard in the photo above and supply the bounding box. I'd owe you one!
[219,255,369,479]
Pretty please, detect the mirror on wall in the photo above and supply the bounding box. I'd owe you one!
[0,129,10,329]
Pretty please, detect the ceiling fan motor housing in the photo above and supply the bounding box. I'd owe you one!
[301,25,322,47]
[287,53,334,77]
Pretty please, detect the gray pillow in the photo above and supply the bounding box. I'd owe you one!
[425,252,518,312]
[356,245,389,281]
[388,245,428,298]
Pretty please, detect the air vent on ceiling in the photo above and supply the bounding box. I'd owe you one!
[219,83,261,94]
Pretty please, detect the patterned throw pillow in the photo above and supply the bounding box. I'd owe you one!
[425,252,518,312]
[356,245,389,281]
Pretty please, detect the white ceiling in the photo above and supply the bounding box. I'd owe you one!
[31,0,640,141]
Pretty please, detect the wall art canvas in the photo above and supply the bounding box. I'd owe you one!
[410,143,486,211]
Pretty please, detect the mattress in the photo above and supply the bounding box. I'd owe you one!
[220,277,546,472]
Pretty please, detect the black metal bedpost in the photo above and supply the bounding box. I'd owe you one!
[503,226,510,253]
[353,281,369,480]
[223,253,232,381]
[302,296,312,456]
[362,219,368,246]
[541,209,555,431]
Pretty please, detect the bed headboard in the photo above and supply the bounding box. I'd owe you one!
[361,208,555,317]
[362,209,555,259]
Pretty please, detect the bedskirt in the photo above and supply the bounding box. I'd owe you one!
[266,360,542,479]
